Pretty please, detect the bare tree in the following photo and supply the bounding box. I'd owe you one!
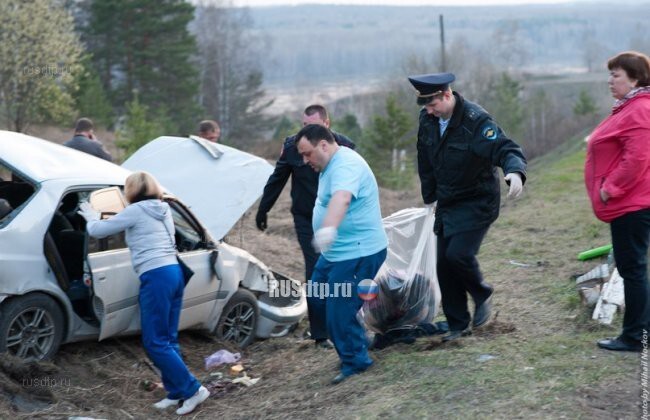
[192,1,274,146]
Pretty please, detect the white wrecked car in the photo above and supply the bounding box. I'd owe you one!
[0,132,306,360]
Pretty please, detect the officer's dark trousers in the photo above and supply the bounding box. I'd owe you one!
[437,227,493,331]
[610,208,650,344]
[310,248,387,376]
[293,214,326,340]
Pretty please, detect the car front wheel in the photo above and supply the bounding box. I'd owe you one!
[214,289,258,348]
[0,293,65,361]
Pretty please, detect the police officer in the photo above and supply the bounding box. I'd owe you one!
[255,104,355,348]
[408,73,527,342]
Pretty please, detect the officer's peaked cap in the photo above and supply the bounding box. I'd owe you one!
[408,72,455,105]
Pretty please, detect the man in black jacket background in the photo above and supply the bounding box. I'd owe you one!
[409,73,527,342]
[256,104,355,348]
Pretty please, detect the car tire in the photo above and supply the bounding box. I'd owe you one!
[0,293,65,361]
[214,289,258,348]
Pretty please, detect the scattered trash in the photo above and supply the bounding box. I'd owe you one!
[509,260,531,268]
[210,372,223,379]
[476,354,496,362]
[576,264,610,307]
[205,379,238,398]
[577,244,612,261]
[205,349,241,370]
[140,379,163,392]
[593,268,625,325]
[232,374,261,387]
[230,364,244,376]
[523,366,535,371]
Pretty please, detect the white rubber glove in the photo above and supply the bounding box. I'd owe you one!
[504,173,523,199]
[424,201,437,213]
[312,226,337,253]
[78,201,99,221]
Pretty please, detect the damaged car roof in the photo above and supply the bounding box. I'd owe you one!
[0,131,129,184]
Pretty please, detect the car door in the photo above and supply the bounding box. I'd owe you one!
[87,189,221,340]
[168,200,223,331]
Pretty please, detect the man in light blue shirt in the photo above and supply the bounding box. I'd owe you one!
[295,124,387,385]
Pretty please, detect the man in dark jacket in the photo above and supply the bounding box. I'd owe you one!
[408,73,527,342]
[64,118,113,162]
[255,104,355,348]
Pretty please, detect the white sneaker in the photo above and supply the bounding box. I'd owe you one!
[153,397,180,409]
[176,386,209,415]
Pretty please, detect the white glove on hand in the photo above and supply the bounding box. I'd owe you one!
[504,173,523,199]
[424,201,437,213]
[312,227,337,253]
[78,201,99,221]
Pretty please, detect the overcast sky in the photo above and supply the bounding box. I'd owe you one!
[231,0,598,6]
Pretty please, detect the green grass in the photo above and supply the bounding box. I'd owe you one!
[342,136,640,418]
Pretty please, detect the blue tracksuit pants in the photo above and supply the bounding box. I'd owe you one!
[139,264,200,400]
[311,248,387,376]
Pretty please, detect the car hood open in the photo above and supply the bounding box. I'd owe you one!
[123,136,273,241]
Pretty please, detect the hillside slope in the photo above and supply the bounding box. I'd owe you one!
[0,138,640,418]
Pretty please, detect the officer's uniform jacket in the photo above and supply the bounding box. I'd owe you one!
[258,132,355,218]
[417,92,527,237]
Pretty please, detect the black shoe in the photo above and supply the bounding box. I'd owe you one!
[330,373,348,385]
[597,336,642,352]
[473,295,493,328]
[442,329,472,342]
[315,339,334,349]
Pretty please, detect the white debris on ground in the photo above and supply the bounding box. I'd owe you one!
[592,268,625,325]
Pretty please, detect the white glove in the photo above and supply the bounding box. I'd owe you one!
[505,173,523,199]
[312,226,337,253]
[424,201,437,213]
[78,201,99,221]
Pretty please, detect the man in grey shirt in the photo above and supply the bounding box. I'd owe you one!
[64,118,113,162]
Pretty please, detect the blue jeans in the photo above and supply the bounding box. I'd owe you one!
[139,264,200,400]
[311,248,387,376]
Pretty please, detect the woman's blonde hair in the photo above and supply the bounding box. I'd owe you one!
[124,171,163,203]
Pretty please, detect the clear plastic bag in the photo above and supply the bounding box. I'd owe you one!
[361,208,440,334]
[204,349,241,370]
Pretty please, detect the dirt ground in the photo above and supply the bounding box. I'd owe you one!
[0,138,642,418]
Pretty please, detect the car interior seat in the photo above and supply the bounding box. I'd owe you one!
[0,198,12,220]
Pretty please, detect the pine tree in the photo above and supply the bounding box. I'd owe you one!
[84,0,200,134]
[362,95,416,190]
[73,57,113,128]
[489,72,525,141]
[573,90,598,117]
[116,94,167,158]
[331,114,362,142]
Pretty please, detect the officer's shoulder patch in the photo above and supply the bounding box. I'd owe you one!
[481,123,498,141]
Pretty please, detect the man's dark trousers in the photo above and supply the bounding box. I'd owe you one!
[294,214,327,340]
[610,208,650,344]
[437,226,493,331]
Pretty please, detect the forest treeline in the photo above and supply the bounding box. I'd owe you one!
[0,1,646,190]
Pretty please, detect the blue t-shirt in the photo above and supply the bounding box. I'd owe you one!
[312,147,388,262]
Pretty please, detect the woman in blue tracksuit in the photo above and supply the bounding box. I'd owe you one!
[79,171,209,415]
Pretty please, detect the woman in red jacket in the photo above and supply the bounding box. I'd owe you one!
[585,51,650,352]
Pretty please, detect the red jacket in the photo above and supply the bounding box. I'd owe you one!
[585,92,650,222]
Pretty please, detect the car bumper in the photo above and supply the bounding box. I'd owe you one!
[255,279,307,338]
